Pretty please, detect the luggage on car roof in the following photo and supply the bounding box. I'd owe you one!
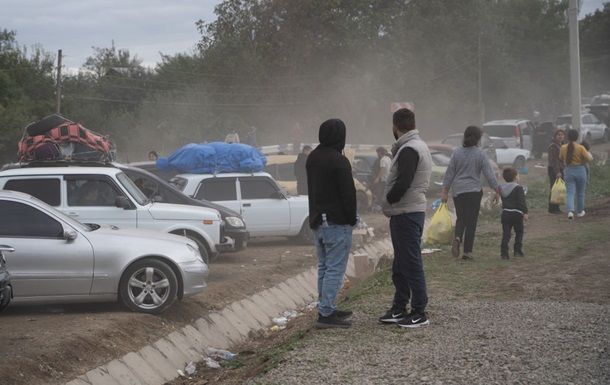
[18,115,115,162]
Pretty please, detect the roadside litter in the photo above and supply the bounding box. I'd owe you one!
[271,309,302,330]
[206,347,237,361]
[421,248,442,255]
[177,361,197,377]
[204,357,221,369]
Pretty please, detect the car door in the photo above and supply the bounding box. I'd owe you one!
[588,114,604,140]
[194,177,241,214]
[64,175,137,227]
[238,176,291,236]
[0,199,94,298]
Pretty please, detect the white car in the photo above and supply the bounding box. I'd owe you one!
[483,119,534,151]
[489,137,531,168]
[0,190,208,314]
[0,166,225,263]
[171,172,311,241]
[555,113,608,143]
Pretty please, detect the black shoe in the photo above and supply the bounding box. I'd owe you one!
[398,311,430,328]
[379,308,406,323]
[462,254,473,261]
[334,309,353,319]
[316,313,352,329]
[514,252,524,257]
[501,254,509,260]
[451,237,461,258]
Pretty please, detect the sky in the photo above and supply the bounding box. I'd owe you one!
[0,0,606,70]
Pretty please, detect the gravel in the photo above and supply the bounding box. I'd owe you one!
[250,298,610,385]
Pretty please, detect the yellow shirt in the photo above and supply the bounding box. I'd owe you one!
[560,143,593,166]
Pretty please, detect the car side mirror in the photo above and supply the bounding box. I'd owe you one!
[270,191,285,199]
[64,230,78,241]
[115,196,131,209]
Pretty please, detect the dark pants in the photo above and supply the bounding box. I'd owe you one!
[501,211,524,256]
[453,190,483,254]
[390,212,428,312]
[548,167,561,213]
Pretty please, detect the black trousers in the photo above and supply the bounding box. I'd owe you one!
[501,211,524,256]
[453,190,483,254]
[548,167,561,213]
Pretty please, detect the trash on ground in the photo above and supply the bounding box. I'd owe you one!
[272,316,288,327]
[206,347,237,361]
[421,248,442,255]
[185,361,197,376]
[204,357,221,369]
[282,309,299,319]
[270,325,284,332]
[306,301,319,311]
[534,164,546,168]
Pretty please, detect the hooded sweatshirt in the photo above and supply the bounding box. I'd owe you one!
[500,182,528,215]
[306,119,357,229]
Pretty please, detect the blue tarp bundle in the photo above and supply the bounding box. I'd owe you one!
[156,142,267,174]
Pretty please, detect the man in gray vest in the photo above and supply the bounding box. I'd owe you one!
[379,108,432,328]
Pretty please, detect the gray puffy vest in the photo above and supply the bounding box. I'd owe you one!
[383,130,432,216]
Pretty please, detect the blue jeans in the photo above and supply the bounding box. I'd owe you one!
[564,165,587,213]
[390,212,428,312]
[314,224,353,317]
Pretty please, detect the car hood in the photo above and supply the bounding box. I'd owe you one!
[148,202,221,221]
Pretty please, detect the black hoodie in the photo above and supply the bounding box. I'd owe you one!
[306,119,358,229]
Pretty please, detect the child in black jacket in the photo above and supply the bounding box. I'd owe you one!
[499,168,528,259]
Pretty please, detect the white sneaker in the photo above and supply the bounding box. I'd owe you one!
[576,211,586,218]
[568,212,574,220]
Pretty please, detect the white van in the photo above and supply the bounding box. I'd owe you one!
[0,165,226,263]
[483,119,534,151]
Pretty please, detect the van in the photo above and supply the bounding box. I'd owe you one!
[482,120,534,151]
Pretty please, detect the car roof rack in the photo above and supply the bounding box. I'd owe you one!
[3,159,115,169]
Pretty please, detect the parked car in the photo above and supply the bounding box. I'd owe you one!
[0,164,225,263]
[0,244,13,311]
[171,172,312,242]
[0,190,208,313]
[265,154,373,211]
[555,113,608,143]
[482,119,534,151]
[489,137,531,168]
[440,133,497,162]
[118,163,249,251]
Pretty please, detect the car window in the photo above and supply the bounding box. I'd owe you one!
[169,177,188,192]
[590,115,600,124]
[582,115,592,124]
[67,177,123,207]
[240,178,279,199]
[491,138,509,149]
[116,172,147,205]
[431,152,451,166]
[0,200,64,238]
[3,178,61,206]
[484,125,516,137]
[197,178,237,201]
[521,123,532,135]
[276,163,296,181]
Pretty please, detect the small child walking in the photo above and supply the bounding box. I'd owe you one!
[499,168,528,259]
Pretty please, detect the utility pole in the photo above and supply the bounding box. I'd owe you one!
[568,0,581,133]
[477,33,485,124]
[55,49,62,114]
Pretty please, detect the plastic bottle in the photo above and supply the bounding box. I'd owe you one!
[322,213,329,227]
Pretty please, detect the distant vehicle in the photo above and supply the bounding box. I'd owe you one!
[0,190,208,314]
[0,164,225,263]
[489,137,531,168]
[265,154,373,211]
[482,120,534,151]
[555,113,608,143]
[171,172,312,242]
[440,133,497,163]
[119,163,249,251]
[0,245,13,311]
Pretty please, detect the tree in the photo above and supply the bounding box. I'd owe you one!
[580,2,610,95]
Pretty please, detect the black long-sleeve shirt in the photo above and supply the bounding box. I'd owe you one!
[386,147,419,204]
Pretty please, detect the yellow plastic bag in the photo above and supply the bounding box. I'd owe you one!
[550,178,566,205]
[425,202,454,245]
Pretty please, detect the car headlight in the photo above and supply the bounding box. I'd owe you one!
[225,216,245,228]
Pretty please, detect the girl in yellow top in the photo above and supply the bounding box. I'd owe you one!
[559,129,593,219]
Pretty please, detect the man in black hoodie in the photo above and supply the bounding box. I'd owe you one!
[306,119,357,329]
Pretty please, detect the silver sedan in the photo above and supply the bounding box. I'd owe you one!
[0,190,208,314]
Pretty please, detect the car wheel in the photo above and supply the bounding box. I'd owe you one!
[120,259,178,314]
[356,191,369,213]
[172,230,210,264]
[298,220,314,244]
[513,156,526,169]
[0,286,11,312]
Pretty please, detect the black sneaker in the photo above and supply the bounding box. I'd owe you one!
[316,313,352,329]
[462,254,473,261]
[501,254,509,260]
[379,308,406,323]
[334,309,353,319]
[397,311,430,329]
[451,237,461,258]
[514,252,524,257]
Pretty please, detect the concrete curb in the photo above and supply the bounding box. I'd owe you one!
[66,238,392,385]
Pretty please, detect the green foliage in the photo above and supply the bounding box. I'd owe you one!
[588,164,610,198]
[580,3,610,95]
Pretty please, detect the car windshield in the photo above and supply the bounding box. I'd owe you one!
[484,125,516,137]
[116,172,148,205]
[28,196,91,232]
